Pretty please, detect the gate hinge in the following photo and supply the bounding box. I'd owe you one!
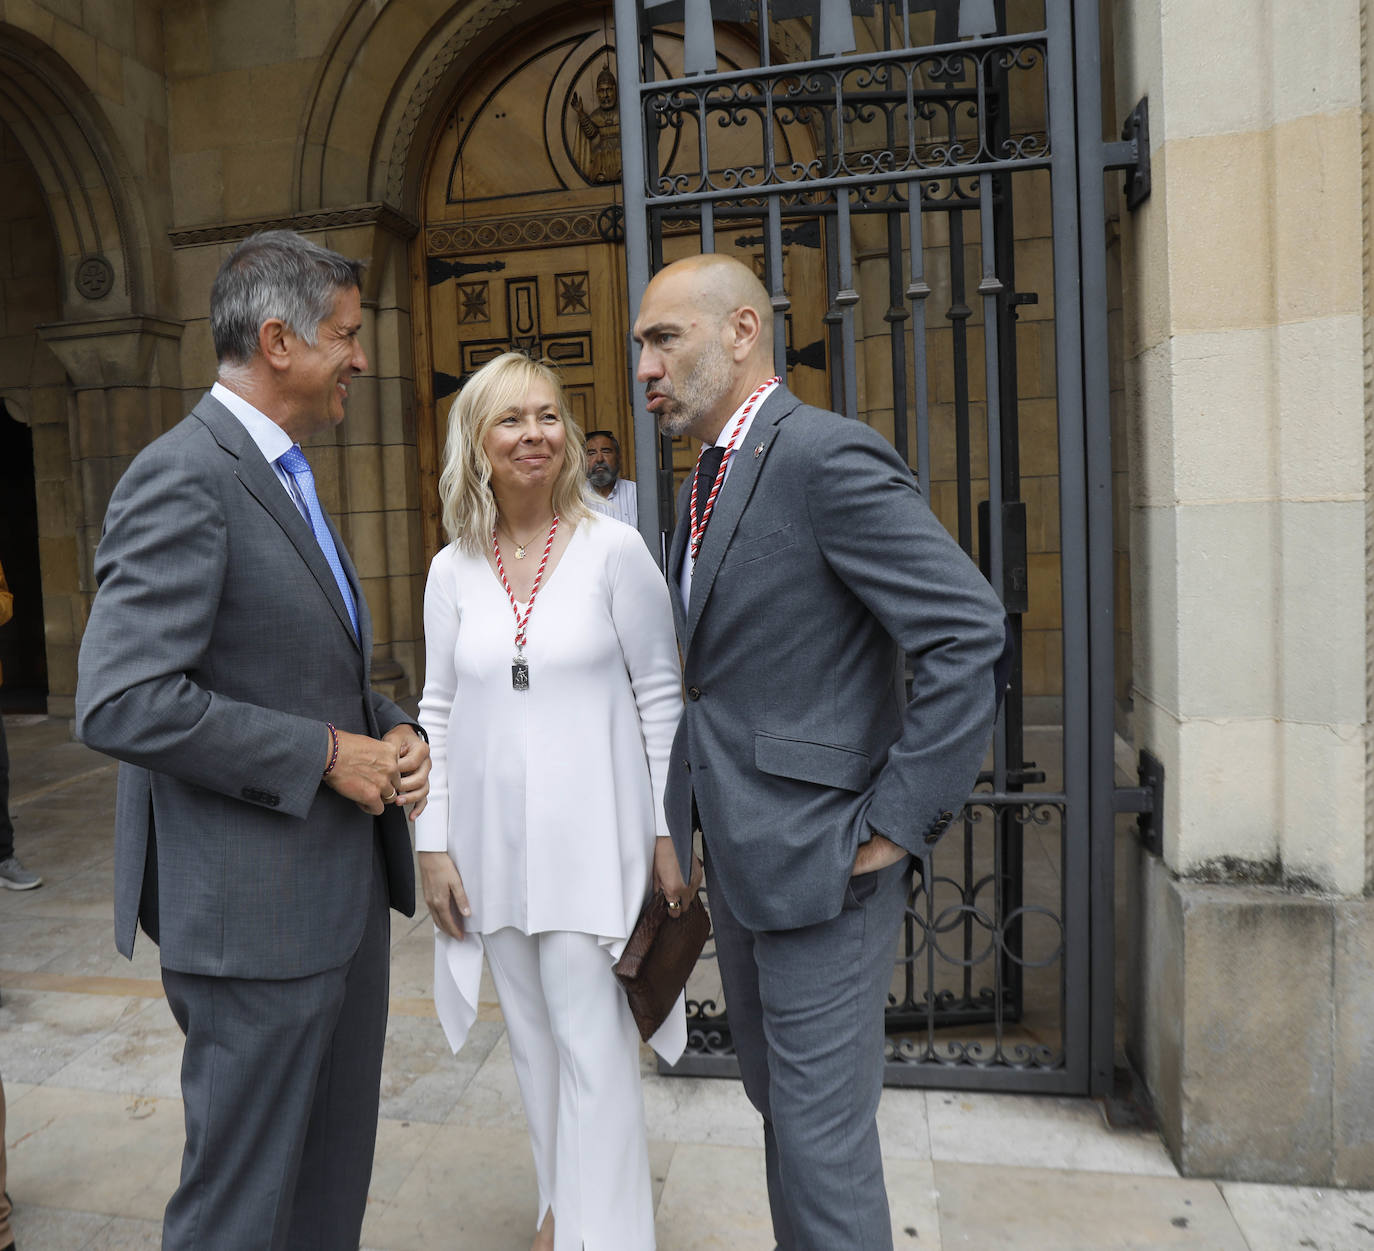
[1103,97,1151,211]
[1114,748,1164,855]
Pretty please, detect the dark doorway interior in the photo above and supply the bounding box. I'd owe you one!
[0,400,47,711]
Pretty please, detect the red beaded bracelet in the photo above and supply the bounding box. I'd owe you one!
[323,722,339,775]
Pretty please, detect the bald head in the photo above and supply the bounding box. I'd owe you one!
[634,253,777,442]
[659,254,772,332]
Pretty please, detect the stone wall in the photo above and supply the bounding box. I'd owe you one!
[1114,0,1373,1184]
[0,0,428,704]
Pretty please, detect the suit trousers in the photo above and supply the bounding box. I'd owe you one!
[706,844,912,1251]
[482,927,655,1251]
[160,843,391,1251]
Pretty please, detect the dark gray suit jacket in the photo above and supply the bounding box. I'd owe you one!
[665,387,1007,932]
[76,393,415,980]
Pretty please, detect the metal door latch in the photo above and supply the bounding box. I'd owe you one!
[1115,748,1164,854]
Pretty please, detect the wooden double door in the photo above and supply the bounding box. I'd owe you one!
[420,239,632,457]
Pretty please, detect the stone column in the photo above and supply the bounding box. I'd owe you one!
[34,316,184,716]
[306,217,425,706]
[1113,0,1372,1184]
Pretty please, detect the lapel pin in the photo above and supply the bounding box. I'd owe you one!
[754,442,765,458]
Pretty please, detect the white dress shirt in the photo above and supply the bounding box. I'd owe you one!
[415,514,686,1060]
[209,382,309,522]
[679,378,780,605]
[587,476,638,526]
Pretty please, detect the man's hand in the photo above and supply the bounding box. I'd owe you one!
[420,851,471,939]
[384,725,431,818]
[851,831,908,876]
[653,836,703,918]
[322,728,401,815]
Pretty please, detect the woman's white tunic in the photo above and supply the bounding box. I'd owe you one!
[415,516,685,1059]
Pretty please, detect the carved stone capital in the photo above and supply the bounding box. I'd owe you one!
[36,315,184,391]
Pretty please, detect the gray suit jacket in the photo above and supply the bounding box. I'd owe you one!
[76,393,416,980]
[665,387,1007,931]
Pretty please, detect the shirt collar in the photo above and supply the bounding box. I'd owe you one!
[707,378,780,450]
[210,381,294,464]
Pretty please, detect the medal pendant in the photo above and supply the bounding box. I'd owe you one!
[512,656,530,691]
[515,545,527,559]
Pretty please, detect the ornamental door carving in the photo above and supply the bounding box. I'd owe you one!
[412,9,829,558]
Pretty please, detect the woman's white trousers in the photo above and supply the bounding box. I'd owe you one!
[482,927,655,1251]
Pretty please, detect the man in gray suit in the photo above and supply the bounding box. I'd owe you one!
[76,231,430,1251]
[639,254,1007,1250]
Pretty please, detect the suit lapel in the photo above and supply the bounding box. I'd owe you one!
[684,387,798,649]
[194,397,363,654]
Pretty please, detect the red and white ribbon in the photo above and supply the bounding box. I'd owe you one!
[493,514,559,652]
[688,376,779,565]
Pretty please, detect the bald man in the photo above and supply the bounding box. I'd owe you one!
[638,255,1008,1250]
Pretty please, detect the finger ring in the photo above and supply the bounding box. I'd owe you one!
[383,789,398,802]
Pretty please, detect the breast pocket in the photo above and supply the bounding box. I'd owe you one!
[718,524,795,573]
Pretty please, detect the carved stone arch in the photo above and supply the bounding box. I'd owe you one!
[0,23,151,320]
[294,0,598,222]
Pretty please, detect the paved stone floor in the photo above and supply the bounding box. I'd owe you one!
[3,713,1374,1250]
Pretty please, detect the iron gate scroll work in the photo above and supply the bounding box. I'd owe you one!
[615,0,1136,1095]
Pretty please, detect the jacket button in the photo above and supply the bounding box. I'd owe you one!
[941,810,955,821]
[682,759,691,770]
[924,831,941,845]
[687,686,701,700]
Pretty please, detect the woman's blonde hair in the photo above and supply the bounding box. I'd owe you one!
[437,351,594,552]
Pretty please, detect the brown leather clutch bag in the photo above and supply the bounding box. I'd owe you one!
[613,889,711,1043]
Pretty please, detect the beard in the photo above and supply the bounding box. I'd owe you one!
[653,337,735,437]
[587,464,617,489]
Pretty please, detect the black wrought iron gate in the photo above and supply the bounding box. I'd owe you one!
[614,0,1133,1095]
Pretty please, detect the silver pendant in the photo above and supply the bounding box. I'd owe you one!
[512,656,529,690]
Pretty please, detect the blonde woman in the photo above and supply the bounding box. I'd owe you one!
[416,352,690,1251]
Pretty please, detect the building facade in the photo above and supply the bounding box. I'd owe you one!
[0,0,1369,1186]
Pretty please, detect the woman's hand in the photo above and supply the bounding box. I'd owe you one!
[653,836,703,918]
[420,850,471,939]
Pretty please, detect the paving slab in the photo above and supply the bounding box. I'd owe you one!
[6,1085,184,1222]
[933,1161,1251,1250]
[1222,1180,1374,1251]
[74,1214,164,1249]
[654,1142,775,1250]
[6,1204,113,1251]
[360,1122,543,1251]
[45,995,185,1099]
[387,926,439,1001]
[640,1063,766,1150]
[927,1089,1179,1176]
[1,986,149,1085]
[379,1014,503,1124]
[361,1116,445,1210]
[878,1086,934,1161]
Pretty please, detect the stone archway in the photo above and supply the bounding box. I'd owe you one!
[0,23,176,715]
[0,24,150,320]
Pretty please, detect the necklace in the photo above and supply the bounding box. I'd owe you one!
[492,514,559,690]
[498,516,554,559]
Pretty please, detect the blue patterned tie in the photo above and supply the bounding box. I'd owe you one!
[277,445,359,639]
